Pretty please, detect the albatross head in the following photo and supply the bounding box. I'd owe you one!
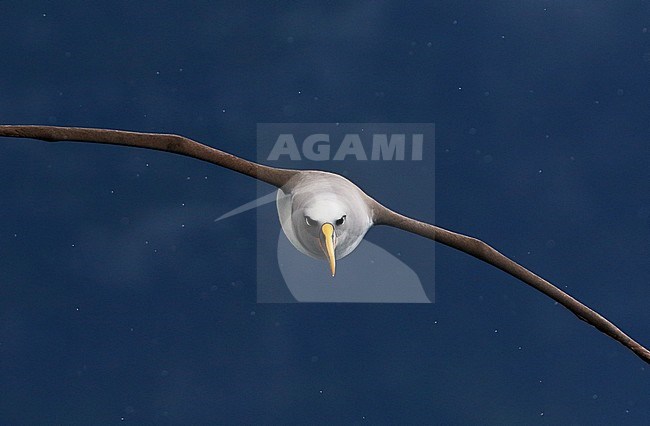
[277,171,374,276]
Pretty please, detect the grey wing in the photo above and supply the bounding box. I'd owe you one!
[372,202,650,364]
[0,125,298,188]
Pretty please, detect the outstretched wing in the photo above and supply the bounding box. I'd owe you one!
[373,203,650,364]
[3,124,649,363]
[0,125,298,188]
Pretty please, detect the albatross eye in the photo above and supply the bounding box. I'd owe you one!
[335,215,346,226]
[305,216,315,227]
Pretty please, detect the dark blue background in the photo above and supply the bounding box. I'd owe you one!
[1,2,649,424]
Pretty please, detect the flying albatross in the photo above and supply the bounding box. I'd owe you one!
[1,124,649,364]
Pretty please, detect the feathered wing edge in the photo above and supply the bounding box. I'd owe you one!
[0,125,298,188]
[3,124,648,363]
[372,202,650,364]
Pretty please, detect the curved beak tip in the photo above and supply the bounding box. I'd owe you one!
[321,223,336,278]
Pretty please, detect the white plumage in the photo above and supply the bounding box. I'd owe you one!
[277,171,373,275]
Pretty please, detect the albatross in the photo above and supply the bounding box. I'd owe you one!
[1,124,649,364]
[277,171,373,277]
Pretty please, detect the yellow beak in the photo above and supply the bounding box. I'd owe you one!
[321,223,336,276]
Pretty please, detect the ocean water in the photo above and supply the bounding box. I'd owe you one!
[0,2,649,424]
